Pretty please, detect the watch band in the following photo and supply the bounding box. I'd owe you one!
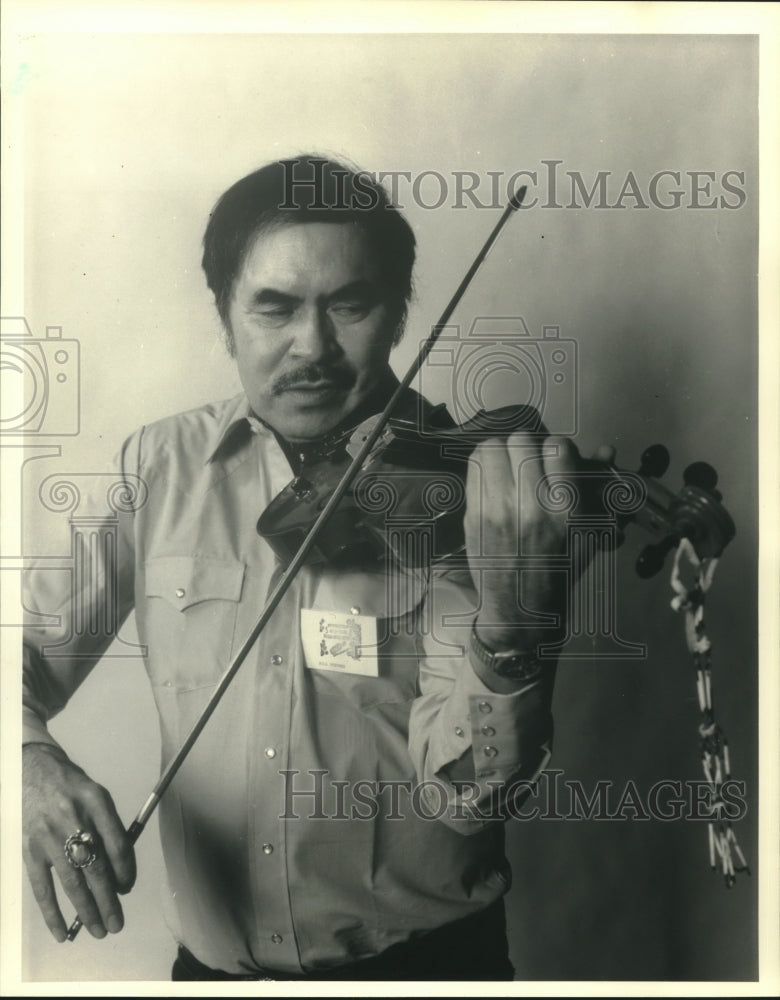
[469,622,544,682]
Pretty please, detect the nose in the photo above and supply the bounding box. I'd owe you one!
[289,306,340,363]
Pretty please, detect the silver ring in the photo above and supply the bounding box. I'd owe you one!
[64,830,97,870]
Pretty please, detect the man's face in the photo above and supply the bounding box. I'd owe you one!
[228,222,399,441]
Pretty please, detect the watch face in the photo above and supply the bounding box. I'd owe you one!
[493,656,543,681]
[470,624,542,680]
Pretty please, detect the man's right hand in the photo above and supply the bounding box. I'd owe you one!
[23,743,136,941]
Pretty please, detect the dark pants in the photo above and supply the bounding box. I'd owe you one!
[171,899,514,981]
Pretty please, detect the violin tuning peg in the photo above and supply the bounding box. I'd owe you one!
[636,535,678,578]
[638,444,670,479]
[683,461,718,493]
[636,544,665,579]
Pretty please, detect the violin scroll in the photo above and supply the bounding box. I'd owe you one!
[630,452,735,577]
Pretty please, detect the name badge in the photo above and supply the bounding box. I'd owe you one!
[300,608,379,678]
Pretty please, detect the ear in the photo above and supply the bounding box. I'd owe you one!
[390,306,408,348]
[221,317,237,358]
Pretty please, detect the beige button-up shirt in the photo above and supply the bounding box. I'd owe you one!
[23,391,553,975]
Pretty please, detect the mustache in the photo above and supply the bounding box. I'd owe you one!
[272,364,356,395]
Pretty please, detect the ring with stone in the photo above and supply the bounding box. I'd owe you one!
[64,830,97,870]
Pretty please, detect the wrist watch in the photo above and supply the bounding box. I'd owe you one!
[469,622,544,682]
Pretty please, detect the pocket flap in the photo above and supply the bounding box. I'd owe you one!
[309,565,426,620]
[145,556,245,611]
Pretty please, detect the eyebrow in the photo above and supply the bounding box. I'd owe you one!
[250,289,301,308]
[249,279,380,309]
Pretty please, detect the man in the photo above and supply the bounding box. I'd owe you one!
[23,156,601,981]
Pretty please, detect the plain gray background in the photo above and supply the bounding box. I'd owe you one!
[15,30,757,981]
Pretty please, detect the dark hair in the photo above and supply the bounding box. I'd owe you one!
[201,155,416,352]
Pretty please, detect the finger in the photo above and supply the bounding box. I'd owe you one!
[467,437,514,495]
[86,784,136,893]
[503,430,546,509]
[475,434,551,556]
[82,847,125,933]
[465,438,517,554]
[528,435,580,528]
[48,837,107,939]
[25,855,67,943]
[504,432,572,565]
[542,435,582,475]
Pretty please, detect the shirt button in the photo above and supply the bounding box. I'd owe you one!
[478,701,493,714]
[483,746,499,758]
[350,606,361,615]
[175,588,185,599]
[271,933,283,944]
[264,747,277,759]
[454,726,464,737]
[262,843,274,855]
[271,654,283,665]
[481,725,496,737]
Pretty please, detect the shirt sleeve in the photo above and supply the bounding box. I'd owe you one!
[22,430,143,747]
[407,561,554,834]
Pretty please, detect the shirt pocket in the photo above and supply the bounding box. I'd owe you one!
[142,555,246,691]
[308,565,426,626]
[304,565,427,708]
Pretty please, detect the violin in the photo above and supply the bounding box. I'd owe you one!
[257,402,736,576]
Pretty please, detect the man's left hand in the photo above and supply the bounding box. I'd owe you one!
[464,432,616,657]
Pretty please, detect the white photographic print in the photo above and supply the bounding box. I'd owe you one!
[2,2,777,994]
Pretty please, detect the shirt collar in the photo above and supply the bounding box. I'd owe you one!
[205,394,273,465]
[205,372,436,467]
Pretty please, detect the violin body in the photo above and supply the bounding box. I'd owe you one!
[257,404,735,574]
[256,408,494,568]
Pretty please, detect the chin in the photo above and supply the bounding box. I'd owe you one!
[280,412,344,442]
